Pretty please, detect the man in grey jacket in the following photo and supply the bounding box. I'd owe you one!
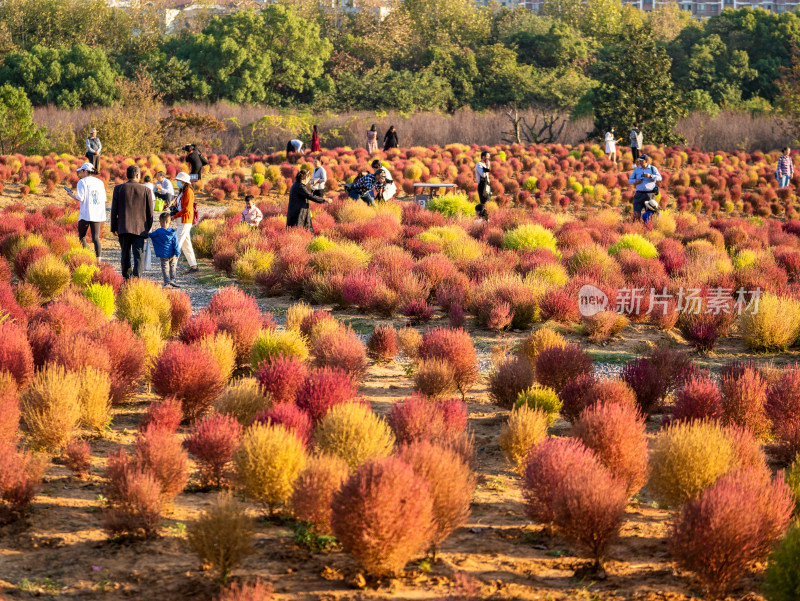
[629,124,643,162]
[86,128,101,172]
[111,165,154,279]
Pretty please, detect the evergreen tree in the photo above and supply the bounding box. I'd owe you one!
[585,25,687,145]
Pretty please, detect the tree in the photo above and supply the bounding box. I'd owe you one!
[585,25,687,145]
[539,0,625,43]
[776,43,800,138]
[669,30,756,107]
[510,22,592,69]
[402,0,491,50]
[168,6,331,105]
[0,85,44,154]
[0,44,118,108]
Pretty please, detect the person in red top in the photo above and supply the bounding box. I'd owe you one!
[311,124,321,152]
[172,171,198,273]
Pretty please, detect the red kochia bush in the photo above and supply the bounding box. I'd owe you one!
[255,354,308,405]
[255,403,313,447]
[295,367,357,423]
[367,325,398,362]
[311,327,368,383]
[102,450,163,537]
[720,367,770,439]
[622,348,690,416]
[522,437,627,569]
[572,402,649,496]
[178,311,219,344]
[418,328,478,398]
[151,342,224,422]
[0,444,44,523]
[184,413,243,487]
[134,425,190,500]
[0,281,28,326]
[669,470,793,599]
[489,355,534,409]
[63,439,91,478]
[139,397,183,433]
[387,393,467,446]
[215,581,273,601]
[166,289,192,336]
[559,373,597,423]
[331,457,434,577]
[398,441,475,551]
[0,321,33,387]
[766,364,800,460]
[535,344,593,393]
[48,333,112,374]
[672,374,723,423]
[97,321,146,404]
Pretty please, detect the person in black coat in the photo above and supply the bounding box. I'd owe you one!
[286,169,331,232]
[383,125,398,151]
[111,165,154,279]
[184,144,209,181]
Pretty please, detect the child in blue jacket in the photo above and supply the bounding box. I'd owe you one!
[149,212,181,287]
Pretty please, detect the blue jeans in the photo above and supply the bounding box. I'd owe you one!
[780,175,791,188]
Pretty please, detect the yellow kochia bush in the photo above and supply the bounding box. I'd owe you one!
[499,405,550,473]
[22,365,82,450]
[234,423,307,513]
[315,403,395,469]
[740,293,800,352]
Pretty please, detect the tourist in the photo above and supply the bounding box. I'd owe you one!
[67,162,106,260]
[148,212,181,287]
[241,195,263,226]
[628,154,662,220]
[475,203,489,223]
[630,124,643,162]
[371,159,396,201]
[605,127,619,162]
[184,144,209,182]
[172,171,198,274]
[154,171,174,205]
[86,128,101,172]
[367,124,378,154]
[311,124,321,152]
[349,170,385,206]
[475,151,491,205]
[110,165,153,279]
[778,147,794,188]
[642,198,660,225]
[287,138,304,155]
[311,158,327,198]
[142,175,155,201]
[287,169,331,232]
[383,125,398,151]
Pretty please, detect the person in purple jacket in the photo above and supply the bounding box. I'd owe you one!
[148,212,181,287]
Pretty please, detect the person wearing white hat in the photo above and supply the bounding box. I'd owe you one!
[67,162,107,259]
[172,171,198,273]
[86,128,101,172]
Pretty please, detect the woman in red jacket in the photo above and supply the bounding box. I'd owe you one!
[173,172,198,273]
[311,124,321,152]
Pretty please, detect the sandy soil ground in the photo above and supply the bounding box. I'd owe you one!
[0,183,791,601]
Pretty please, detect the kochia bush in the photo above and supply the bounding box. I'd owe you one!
[535,344,593,393]
[331,457,434,577]
[289,454,350,535]
[255,354,308,405]
[670,470,793,599]
[184,413,243,487]
[418,327,478,398]
[295,367,357,423]
[151,342,224,422]
[387,393,467,447]
[314,402,395,469]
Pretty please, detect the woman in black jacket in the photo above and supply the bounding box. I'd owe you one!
[286,169,330,232]
[383,125,399,151]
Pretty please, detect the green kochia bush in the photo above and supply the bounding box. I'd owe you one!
[427,192,475,217]
[763,525,800,601]
[608,233,658,259]
[504,224,560,257]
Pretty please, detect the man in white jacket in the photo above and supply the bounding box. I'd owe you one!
[68,162,107,259]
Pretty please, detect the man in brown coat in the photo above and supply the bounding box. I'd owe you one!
[111,165,154,279]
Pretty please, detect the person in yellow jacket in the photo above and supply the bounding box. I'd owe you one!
[172,172,198,274]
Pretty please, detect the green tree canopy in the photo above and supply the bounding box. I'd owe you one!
[0,44,118,108]
[0,84,44,153]
[585,24,687,144]
[166,6,331,105]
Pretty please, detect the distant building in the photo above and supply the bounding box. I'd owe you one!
[520,0,800,16]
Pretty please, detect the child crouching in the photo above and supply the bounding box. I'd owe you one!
[149,212,181,287]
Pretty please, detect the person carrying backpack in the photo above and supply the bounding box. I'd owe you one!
[475,151,491,205]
